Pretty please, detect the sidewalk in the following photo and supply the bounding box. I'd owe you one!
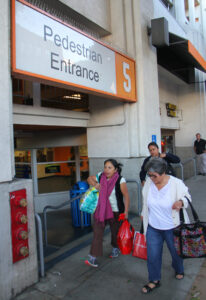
[13,175,206,300]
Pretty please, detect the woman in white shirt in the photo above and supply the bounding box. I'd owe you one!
[141,157,191,294]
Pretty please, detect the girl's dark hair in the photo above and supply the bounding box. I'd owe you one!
[148,142,159,149]
[104,158,123,174]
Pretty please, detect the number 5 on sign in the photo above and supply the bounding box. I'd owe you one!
[123,63,131,93]
[115,53,137,102]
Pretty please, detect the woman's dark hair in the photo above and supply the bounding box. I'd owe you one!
[104,158,123,174]
[148,142,159,149]
[145,157,167,175]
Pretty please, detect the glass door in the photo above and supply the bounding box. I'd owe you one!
[33,146,89,195]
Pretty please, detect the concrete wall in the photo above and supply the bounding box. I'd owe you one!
[87,0,163,217]
[0,0,14,182]
[13,105,90,128]
[87,0,161,159]
[87,96,131,157]
[154,0,206,157]
[0,3,38,299]
[87,0,206,194]
[158,66,198,179]
[153,0,187,38]
[59,0,110,32]
[133,0,161,156]
[158,60,205,160]
[159,67,181,130]
[1,1,206,298]
[0,179,38,300]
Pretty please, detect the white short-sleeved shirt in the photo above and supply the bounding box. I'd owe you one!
[97,172,126,212]
[147,179,175,230]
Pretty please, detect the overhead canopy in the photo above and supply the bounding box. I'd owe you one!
[151,17,206,83]
[155,32,206,84]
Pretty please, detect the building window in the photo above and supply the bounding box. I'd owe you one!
[185,0,200,23]
[13,79,89,111]
[41,84,89,112]
[12,78,33,105]
[36,146,89,194]
[160,0,174,10]
[15,150,32,179]
[79,145,89,181]
[36,146,75,194]
[14,146,89,194]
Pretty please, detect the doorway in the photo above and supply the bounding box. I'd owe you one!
[161,129,175,154]
[14,145,91,257]
[14,145,89,211]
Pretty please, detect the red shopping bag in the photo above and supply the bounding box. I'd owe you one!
[117,214,134,255]
[132,230,147,260]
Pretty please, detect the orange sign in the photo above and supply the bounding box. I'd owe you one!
[116,53,136,101]
[11,0,137,102]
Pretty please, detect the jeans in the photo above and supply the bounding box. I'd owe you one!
[146,225,184,282]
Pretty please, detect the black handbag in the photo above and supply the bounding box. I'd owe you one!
[173,197,206,258]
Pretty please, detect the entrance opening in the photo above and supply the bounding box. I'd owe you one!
[161,129,175,153]
[36,146,77,194]
[41,84,89,112]
[14,136,91,265]
[14,146,89,191]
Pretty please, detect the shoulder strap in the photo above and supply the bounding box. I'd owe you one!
[97,172,103,183]
[179,196,199,224]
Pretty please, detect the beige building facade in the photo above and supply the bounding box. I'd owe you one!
[0,0,206,298]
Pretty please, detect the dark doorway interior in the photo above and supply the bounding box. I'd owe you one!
[161,129,175,153]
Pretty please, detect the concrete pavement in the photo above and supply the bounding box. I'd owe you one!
[13,175,206,300]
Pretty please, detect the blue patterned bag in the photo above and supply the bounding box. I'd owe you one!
[80,187,99,214]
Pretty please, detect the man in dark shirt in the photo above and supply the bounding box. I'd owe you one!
[194,133,206,175]
[194,133,206,155]
[139,142,180,186]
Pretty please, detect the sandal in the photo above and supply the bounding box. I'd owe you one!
[141,281,160,294]
[175,272,184,280]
